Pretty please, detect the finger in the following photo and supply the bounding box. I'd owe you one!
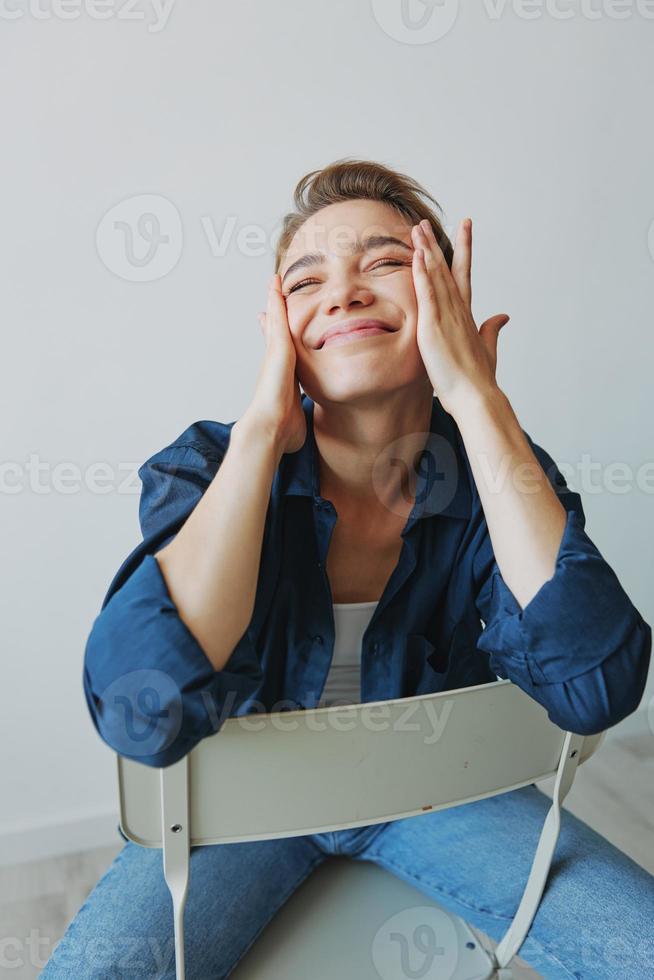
[266,275,286,340]
[425,220,460,308]
[479,313,510,365]
[480,313,510,335]
[427,220,463,305]
[412,244,440,321]
[413,222,455,315]
[451,217,472,310]
[268,274,291,322]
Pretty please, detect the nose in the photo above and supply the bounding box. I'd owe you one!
[322,278,375,316]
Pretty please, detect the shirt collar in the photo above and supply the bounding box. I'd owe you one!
[278,393,472,528]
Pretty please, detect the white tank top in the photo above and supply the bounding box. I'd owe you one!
[318,600,379,707]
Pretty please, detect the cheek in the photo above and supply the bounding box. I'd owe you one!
[385,274,417,312]
[284,300,309,334]
[284,311,303,342]
[395,290,418,330]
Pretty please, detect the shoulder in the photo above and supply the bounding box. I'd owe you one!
[132,418,237,544]
[137,418,236,475]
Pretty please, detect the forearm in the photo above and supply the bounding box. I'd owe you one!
[154,412,283,671]
[453,386,567,610]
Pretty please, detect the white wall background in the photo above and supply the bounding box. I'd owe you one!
[1,0,652,865]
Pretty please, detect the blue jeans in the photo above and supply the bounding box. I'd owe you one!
[41,784,653,979]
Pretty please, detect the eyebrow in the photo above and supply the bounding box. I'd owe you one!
[280,234,413,286]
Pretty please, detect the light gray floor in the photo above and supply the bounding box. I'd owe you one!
[1,728,651,979]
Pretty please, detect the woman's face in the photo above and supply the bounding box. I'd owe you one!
[279,199,431,403]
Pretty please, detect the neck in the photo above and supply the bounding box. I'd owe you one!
[312,381,435,513]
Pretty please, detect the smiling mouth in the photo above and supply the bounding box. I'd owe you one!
[319,326,395,350]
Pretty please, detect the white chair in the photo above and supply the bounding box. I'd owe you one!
[116,678,605,979]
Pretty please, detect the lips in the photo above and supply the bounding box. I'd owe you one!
[315,318,396,350]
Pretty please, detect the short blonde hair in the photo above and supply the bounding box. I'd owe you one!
[274,157,453,275]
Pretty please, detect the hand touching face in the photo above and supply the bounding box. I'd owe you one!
[410,217,509,418]
[278,199,427,401]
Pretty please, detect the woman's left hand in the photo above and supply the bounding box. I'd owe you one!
[412,217,510,419]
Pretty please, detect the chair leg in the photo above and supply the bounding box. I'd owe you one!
[491,730,585,973]
[160,758,191,980]
[465,924,514,979]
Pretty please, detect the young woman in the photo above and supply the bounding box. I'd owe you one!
[43,160,652,978]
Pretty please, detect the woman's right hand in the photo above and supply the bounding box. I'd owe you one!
[242,273,307,456]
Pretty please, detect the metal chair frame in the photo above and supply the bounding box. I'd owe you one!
[117,678,604,980]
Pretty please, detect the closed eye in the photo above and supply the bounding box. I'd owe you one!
[286,259,408,295]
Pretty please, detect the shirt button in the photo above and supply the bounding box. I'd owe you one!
[312,634,324,645]
[372,642,379,653]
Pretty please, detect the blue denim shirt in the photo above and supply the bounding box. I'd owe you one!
[83,394,652,768]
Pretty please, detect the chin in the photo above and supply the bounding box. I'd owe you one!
[308,373,407,405]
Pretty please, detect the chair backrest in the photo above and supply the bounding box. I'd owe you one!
[117,678,604,848]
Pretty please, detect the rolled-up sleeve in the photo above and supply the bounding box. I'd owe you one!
[83,438,264,768]
[472,434,652,736]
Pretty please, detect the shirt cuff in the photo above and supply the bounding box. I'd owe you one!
[84,553,263,767]
[475,508,648,686]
